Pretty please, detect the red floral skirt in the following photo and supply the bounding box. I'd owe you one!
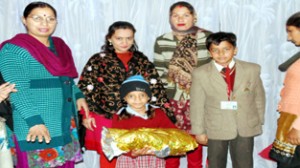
[170,99,191,132]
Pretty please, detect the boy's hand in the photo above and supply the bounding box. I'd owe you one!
[195,134,208,145]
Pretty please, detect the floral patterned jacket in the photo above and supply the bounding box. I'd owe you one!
[78,51,176,122]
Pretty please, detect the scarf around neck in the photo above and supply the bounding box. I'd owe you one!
[0,33,78,78]
[168,33,198,93]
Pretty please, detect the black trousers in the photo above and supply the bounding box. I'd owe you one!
[277,145,300,168]
[207,135,254,168]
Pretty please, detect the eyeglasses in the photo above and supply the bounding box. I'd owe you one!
[28,15,57,24]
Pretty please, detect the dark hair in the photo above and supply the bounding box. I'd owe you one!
[23,1,57,18]
[169,1,195,16]
[286,12,300,28]
[205,32,237,50]
[101,21,138,53]
[117,105,155,120]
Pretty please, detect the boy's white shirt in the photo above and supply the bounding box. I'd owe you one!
[213,59,235,72]
[213,59,238,109]
[116,104,159,120]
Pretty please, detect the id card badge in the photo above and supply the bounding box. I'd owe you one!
[220,101,238,110]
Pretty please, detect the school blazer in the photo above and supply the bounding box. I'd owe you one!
[190,59,265,140]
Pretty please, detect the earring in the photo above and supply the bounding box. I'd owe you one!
[109,41,112,45]
[194,18,197,24]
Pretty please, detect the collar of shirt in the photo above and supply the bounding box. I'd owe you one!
[213,59,236,72]
[116,104,159,120]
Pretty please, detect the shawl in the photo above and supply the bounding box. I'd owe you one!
[0,34,78,78]
[78,51,176,123]
[168,34,197,93]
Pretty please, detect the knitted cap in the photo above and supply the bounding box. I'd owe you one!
[120,75,151,99]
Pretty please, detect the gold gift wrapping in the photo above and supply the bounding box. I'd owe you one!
[101,127,198,160]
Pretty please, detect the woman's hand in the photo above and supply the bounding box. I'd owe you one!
[0,82,17,102]
[287,128,300,145]
[76,98,96,131]
[26,124,51,143]
[76,98,89,115]
[82,117,96,131]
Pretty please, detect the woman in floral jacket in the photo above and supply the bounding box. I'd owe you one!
[78,21,176,168]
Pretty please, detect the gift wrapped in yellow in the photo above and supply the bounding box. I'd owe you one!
[101,127,198,160]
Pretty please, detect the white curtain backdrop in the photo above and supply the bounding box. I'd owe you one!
[1,0,300,167]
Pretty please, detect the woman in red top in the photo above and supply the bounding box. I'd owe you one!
[78,21,176,168]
